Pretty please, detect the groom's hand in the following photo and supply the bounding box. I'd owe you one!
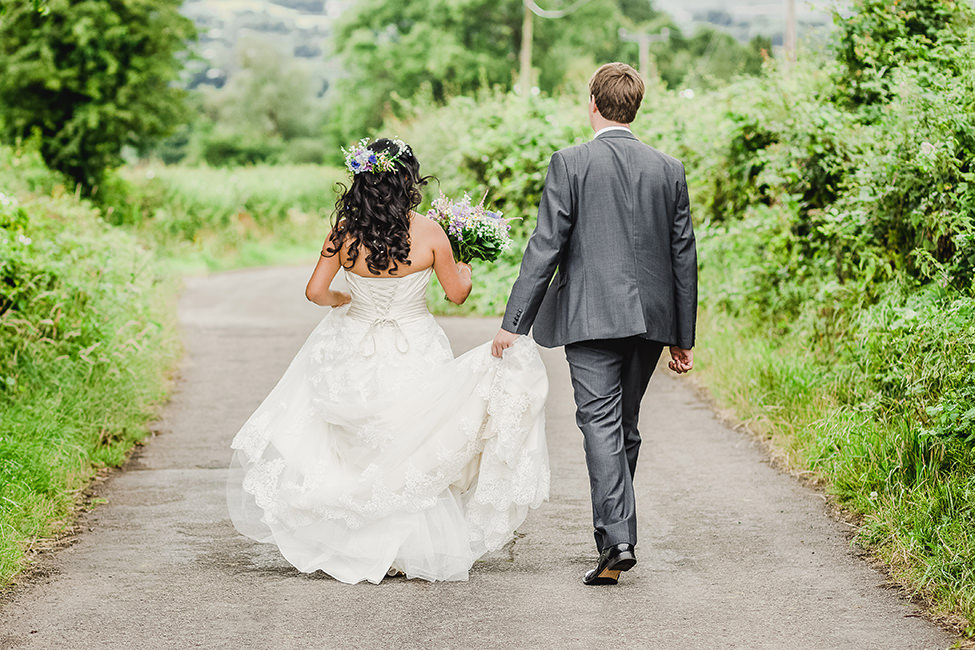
[492,329,519,358]
[668,347,694,374]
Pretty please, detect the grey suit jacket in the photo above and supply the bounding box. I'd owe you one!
[501,130,697,349]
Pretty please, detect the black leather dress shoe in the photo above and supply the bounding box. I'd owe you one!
[583,543,636,585]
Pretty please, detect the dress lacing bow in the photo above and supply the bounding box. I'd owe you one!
[354,280,410,357]
[359,316,410,356]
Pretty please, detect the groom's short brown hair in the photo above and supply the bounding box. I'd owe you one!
[589,63,645,124]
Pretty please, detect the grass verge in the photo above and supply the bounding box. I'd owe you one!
[1,151,181,586]
[1,155,348,588]
[694,306,975,636]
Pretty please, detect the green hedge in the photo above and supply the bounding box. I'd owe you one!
[655,4,975,631]
[0,147,179,585]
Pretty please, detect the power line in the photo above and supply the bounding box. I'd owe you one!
[524,0,593,19]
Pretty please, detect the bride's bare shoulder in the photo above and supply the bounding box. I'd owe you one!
[410,210,434,226]
[410,211,446,240]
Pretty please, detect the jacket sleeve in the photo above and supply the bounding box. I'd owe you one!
[671,165,698,349]
[501,151,574,335]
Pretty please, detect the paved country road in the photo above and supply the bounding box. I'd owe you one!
[0,265,957,649]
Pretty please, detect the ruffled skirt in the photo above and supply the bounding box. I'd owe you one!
[227,307,549,584]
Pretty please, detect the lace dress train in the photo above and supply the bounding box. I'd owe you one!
[227,268,550,584]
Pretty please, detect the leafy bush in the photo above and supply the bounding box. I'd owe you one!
[832,0,974,109]
[199,132,282,167]
[676,1,975,630]
[0,149,178,585]
[0,0,196,190]
[280,138,330,165]
[389,90,589,233]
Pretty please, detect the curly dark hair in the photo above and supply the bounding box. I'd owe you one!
[326,138,431,275]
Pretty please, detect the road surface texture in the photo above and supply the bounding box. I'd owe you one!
[0,265,956,649]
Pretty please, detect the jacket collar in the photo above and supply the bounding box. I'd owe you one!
[593,127,638,141]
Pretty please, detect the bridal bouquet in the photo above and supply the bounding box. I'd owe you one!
[427,192,512,264]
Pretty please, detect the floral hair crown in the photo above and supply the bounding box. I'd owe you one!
[342,138,411,175]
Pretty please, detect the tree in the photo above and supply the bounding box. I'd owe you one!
[617,0,658,24]
[0,0,196,190]
[187,37,327,166]
[532,0,634,92]
[330,0,524,142]
[329,0,770,143]
[329,0,632,143]
[209,37,320,142]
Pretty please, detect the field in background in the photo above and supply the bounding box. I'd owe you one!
[115,164,344,273]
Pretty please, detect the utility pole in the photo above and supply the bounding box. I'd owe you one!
[618,27,670,83]
[519,2,533,96]
[784,0,797,64]
[518,0,592,96]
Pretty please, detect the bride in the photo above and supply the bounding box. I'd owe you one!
[227,138,550,584]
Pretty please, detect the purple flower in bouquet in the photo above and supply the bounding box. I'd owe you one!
[426,192,512,264]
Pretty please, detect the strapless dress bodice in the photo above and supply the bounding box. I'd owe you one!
[344,267,434,355]
[344,267,432,324]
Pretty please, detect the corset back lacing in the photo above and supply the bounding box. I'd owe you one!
[344,268,432,357]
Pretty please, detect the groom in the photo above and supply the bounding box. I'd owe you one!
[492,62,697,585]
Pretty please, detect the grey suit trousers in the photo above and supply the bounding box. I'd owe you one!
[564,336,664,551]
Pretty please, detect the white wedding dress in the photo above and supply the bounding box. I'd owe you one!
[227,267,550,584]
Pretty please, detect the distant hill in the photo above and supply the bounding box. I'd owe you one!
[179,0,353,91]
[178,0,831,91]
[655,0,832,45]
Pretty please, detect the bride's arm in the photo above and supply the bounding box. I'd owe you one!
[429,225,472,305]
[305,233,351,307]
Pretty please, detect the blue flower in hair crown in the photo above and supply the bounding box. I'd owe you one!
[342,138,410,174]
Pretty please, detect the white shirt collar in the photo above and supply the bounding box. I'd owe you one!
[593,125,632,140]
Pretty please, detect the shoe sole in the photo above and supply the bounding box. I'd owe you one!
[608,554,636,572]
[584,576,619,585]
